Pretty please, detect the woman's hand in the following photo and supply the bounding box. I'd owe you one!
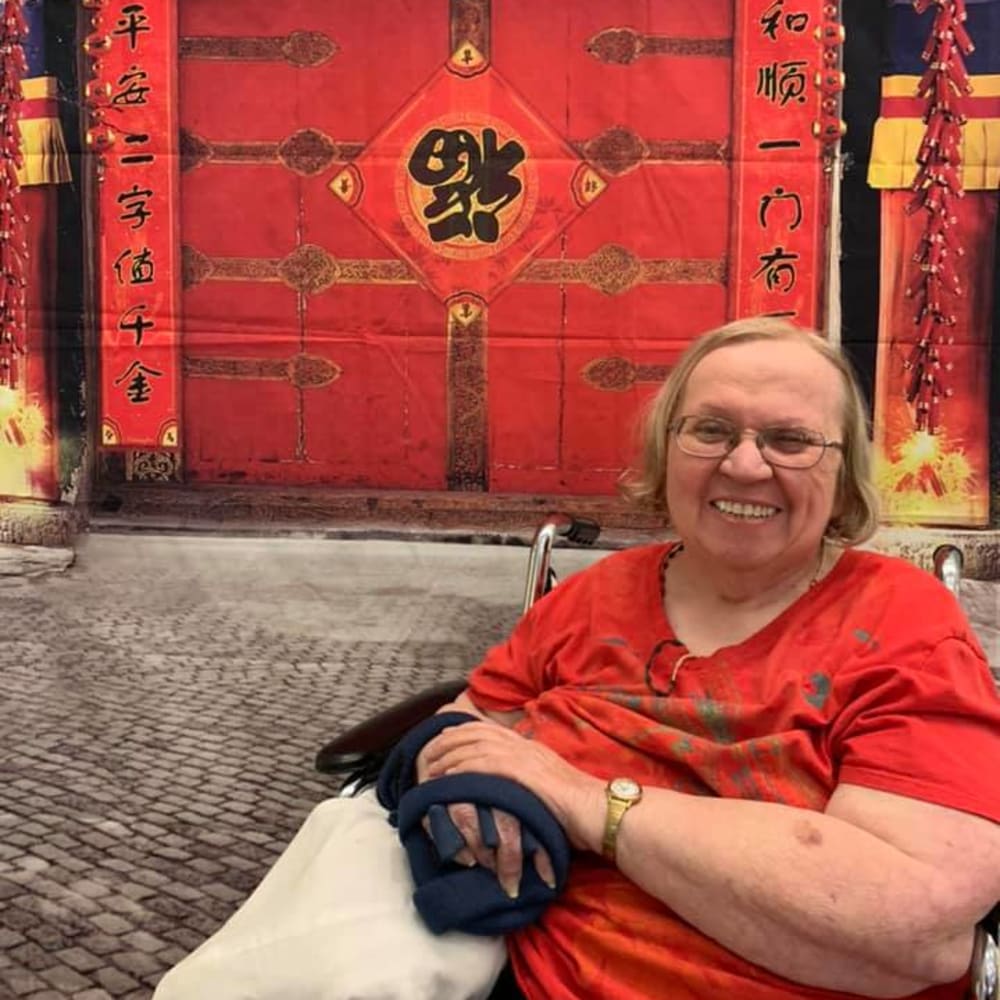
[421,721,606,855]
[441,802,555,898]
[415,730,558,897]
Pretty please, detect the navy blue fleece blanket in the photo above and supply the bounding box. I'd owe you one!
[376,711,570,936]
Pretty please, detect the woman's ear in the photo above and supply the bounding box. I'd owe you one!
[825,469,847,539]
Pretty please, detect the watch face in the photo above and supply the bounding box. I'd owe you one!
[609,777,641,799]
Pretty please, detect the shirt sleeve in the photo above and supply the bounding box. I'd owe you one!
[830,635,1000,824]
[465,608,542,712]
[466,566,595,713]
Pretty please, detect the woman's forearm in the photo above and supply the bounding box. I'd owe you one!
[577,788,972,996]
[424,721,980,995]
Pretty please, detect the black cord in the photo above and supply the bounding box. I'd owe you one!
[643,637,688,696]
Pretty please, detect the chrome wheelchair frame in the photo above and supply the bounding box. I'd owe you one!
[315,516,999,1000]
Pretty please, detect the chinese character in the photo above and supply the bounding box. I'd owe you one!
[113,246,155,285]
[111,65,151,107]
[407,127,525,243]
[116,184,153,230]
[118,304,154,346]
[756,61,808,106]
[113,4,151,51]
[114,360,162,404]
[752,246,799,293]
[121,133,154,166]
[760,0,810,41]
[758,186,803,231]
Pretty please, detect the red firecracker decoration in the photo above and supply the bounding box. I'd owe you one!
[0,0,27,391]
[902,0,973,434]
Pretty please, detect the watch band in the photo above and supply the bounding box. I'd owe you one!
[601,778,642,862]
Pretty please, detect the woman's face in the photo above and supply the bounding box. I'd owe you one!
[664,339,845,575]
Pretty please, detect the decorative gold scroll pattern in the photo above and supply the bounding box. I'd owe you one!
[577,126,729,176]
[446,298,488,491]
[180,125,732,177]
[581,357,672,393]
[179,31,337,68]
[587,28,732,65]
[184,354,341,390]
[182,243,722,299]
[181,244,417,292]
[180,128,363,175]
[519,244,727,296]
[126,450,181,482]
[451,0,490,58]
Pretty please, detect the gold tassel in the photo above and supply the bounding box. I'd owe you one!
[15,75,71,187]
[867,116,1000,192]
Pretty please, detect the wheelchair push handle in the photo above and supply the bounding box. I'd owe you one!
[932,544,964,599]
[522,515,601,614]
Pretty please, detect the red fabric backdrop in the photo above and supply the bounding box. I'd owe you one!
[93,0,829,495]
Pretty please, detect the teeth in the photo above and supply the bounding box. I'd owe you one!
[712,500,778,519]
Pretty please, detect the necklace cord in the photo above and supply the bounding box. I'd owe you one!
[650,540,828,696]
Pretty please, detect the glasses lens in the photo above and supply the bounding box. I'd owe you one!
[759,427,825,469]
[675,416,735,457]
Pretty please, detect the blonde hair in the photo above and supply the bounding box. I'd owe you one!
[621,317,880,546]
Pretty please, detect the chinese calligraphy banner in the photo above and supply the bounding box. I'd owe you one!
[95,0,181,449]
[731,0,828,328]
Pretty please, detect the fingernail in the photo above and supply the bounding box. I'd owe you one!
[502,877,519,900]
[543,875,556,890]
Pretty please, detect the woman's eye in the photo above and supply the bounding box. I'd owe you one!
[767,430,813,453]
[692,420,732,441]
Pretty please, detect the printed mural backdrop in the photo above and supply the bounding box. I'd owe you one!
[1,0,71,501]
[1,0,997,529]
[868,0,999,527]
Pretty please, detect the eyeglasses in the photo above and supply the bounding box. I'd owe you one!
[670,415,843,470]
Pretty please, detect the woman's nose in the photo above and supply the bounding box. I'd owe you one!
[721,437,773,478]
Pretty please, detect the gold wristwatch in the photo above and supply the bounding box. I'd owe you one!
[601,777,643,862]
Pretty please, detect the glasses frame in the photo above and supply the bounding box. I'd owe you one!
[670,415,844,470]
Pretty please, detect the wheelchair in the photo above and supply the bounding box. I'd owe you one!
[315,516,1000,1000]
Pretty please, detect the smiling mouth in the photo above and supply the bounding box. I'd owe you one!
[711,500,780,520]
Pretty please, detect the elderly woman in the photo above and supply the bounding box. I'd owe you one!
[156,318,999,1000]
[419,318,1000,999]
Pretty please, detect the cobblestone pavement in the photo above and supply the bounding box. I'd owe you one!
[0,534,603,1000]
[0,533,996,1000]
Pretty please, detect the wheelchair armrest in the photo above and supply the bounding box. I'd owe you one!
[315,678,466,774]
